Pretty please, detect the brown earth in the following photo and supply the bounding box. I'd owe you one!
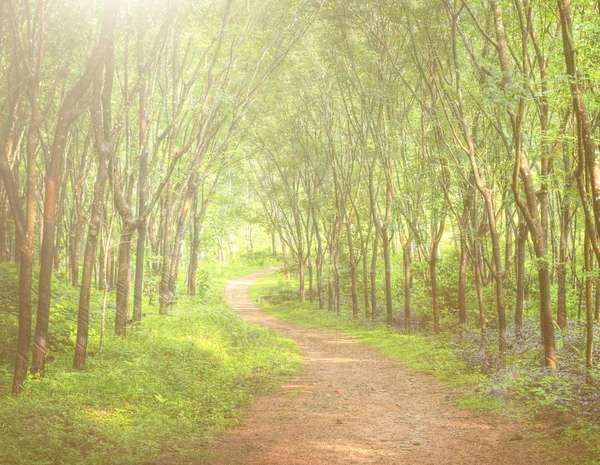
[204,268,563,465]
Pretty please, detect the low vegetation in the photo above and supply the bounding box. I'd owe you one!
[251,270,600,464]
[0,261,301,465]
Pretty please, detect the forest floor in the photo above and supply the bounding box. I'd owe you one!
[204,268,562,465]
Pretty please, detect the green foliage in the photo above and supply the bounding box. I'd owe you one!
[250,271,486,389]
[252,270,600,463]
[0,263,19,377]
[0,265,301,465]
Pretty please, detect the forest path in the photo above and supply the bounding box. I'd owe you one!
[206,268,559,465]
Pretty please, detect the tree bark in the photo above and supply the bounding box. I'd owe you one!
[115,229,133,336]
[515,213,528,338]
[73,70,111,369]
[33,0,119,375]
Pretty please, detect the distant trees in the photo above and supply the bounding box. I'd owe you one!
[0,0,322,394]
[2,0,600,395]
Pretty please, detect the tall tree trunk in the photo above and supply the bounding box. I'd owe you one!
[362,241,370,319]
[515,213,528,338]
[557,200,570,329]
[159,190,174,315]
[429,248,440,334]
[74,73,110,368]
[370,232,379,321]
[403,241,411,330]
[473,247,486,332]
[382,228,393,326]
[115,229,133,336]
[2,58,36,393]
[167,177,195,305]
[271,226,277,256]
[133,76,148,322]
[32,1,119,374]
[281,236,290,280]
[429,218,445,334]
[458,236,468,327]
[187,191,200,296]
[312,212,324,309]
[298,254,305,302]
[307,255,313,301]
[584,222,594,370]
[346,220,358,318]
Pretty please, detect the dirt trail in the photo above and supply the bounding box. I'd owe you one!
[206,268,559,465]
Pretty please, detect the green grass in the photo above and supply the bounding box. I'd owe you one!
[0,261,301,465]
[284,390,299,399]
[250,271,600,464]
[250,272,490,401]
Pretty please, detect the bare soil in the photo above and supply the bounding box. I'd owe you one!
[204,268,562,465]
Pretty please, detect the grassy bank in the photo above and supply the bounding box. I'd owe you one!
[0,260,301,465]
[250,270,600,465]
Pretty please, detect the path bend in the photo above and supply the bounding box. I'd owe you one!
[207,268,559,465]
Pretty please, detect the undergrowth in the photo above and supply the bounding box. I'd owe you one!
[0,257,301,465]
[251,270,600,465]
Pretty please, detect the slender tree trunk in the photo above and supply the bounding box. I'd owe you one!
[115,229,133,336]
[557,203,569,329]
[316,247,324,309]
[430,218,445,334]
[298,253,305,301]
[334,253,341,315]
[504,205,513,275]
[382,229,393,326]
[584,223,594,370]
[371,233,378,321]
[484,192,507,356]
[3,85,36,394]
[281,236,290,280]
[515,214,528,338]
[159,189,174,314]
[187,192,200,296]
[430,251,440,334]
[271,226,277,256]
[167,178,195,304]
[346,220,358,318]
[362,241,370,319]
[595,279,600,322]
[70,226,83,287]
[403,241,411,330]
[307,255,313,301]
[458,236,468,327]
[73,79,109,367]
[133,86,148,322]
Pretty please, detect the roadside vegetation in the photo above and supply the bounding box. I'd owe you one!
[0,255,301,465]
[251,269,600,464]
[2,1,600,463]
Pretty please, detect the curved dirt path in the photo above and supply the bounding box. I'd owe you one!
[207,268,560,465]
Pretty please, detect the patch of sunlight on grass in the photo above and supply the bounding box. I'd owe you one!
[250,271,492,409]
[0,262,301,465]
[456,397,501,412]
[250,269,600,465]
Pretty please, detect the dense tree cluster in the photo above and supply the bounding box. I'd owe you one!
[253,0,600,373]
[2,0,600,397]
[0,0,318,394]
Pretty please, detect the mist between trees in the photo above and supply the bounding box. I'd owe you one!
[0,0,599,407]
